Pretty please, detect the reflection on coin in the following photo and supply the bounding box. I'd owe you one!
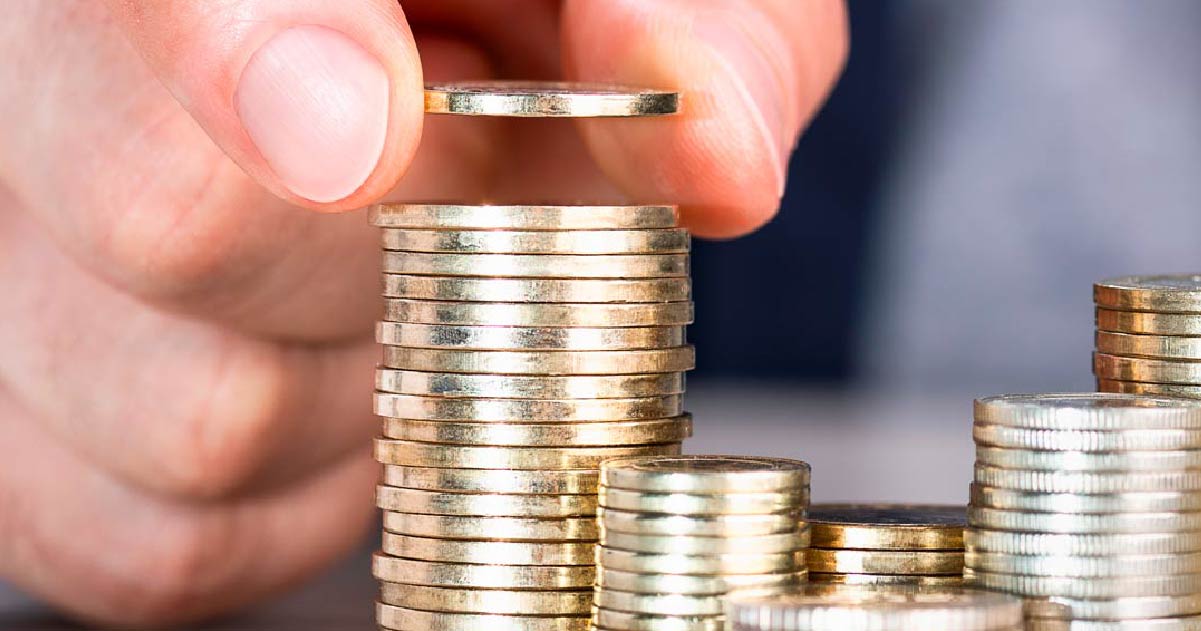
[969,484,1201,514]
[371,552,595,588]
[974,464,1201,493]
[383,274,691,303]
[1025,594,1201,621]
[964,568,1201,598]
[598,487,806,515]
[596,507,800,537]
[600,455,811,493]
[965,551,1201,577]
[596,569,805,596]
[376,322,686,350]
[804,549,964,575]
[374,439,681,469]
[374,393,683,421]
[807,573,965,586]
[376,486,596,517]
[1099,379,1201,399]
[964,529,1201,555]
[1027,617,1201,631]
[382,299,695,327]
[807,504,965,550]
[973,423,1201,451]
[1095,352,1201,386]
[1095,275,1201,313]
[423,80,679,117]
[974,446,1201,471]
[600,530,809,555]
[383,251,689,279]
[1097,308,1201,336]
[376,602,588,631]
[379,583,591,614]
[598,548,803,575]
[382,465,597,495]
[382,227,690,254]
[381,345,695,375]
[375,369,685,399]
[592,607,723,631]
[381,416,692,447]
[382,511,599,541]
[382,532,594,565]
[1097,331,1201,360]
[967,506,1201,533]
[594,590,741,616]
[370,203,678,230]
[974,393,1201,430]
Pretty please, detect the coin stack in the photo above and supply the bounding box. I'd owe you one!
[966,393,1201,626]
[805,504,966,587]
[591,455,811,631]
[369,82,692,631]
[1095,274,1201,398]
[726,584,1025,631]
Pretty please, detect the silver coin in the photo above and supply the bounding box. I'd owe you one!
[967,506,1201,533]
[1027,617,1201,631]
[1026,594,1201,620]
[596,568,805,596]
[599,455,811,493]
[974,464,1201,492]
[965,550,1201,577]
[974,424,1201,451]
[964,568,1201,598]
[975,446,1201,471]
[423,80,679,117]
[964,529,1201,555]
[381,227,690,255]
[974,393,1201,429]
[369,203,678,230]
[970,484,1201,513]
[596,507,801,537]
[381,251,689,279]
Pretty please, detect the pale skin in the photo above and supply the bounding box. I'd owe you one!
[0,0,847,626]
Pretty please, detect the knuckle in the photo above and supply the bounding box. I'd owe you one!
[122,516,240,625]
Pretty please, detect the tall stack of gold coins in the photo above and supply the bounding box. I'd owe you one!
[725,585,1025,631]
[1095,274,1201,397]
[805,504,966,587]
[966,393,1201,626]
[591,455,811,631]
[368,82,693,631]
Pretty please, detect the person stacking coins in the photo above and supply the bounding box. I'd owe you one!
[966,393,1201,626]
[805,504,966,587]
[1095,274,1201,397]
[368,82,693,631]
[592,455,811,631]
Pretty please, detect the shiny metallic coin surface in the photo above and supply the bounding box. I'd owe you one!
[599,455,811,493]
[596,507,800,536]
[969,483,1201,513]
[376,602,588,631]
[381,511,599,541]
[974,464,1201,492]
[807,503,965,550]
[376,322,686,351]
[381,532,595,565]
[381,416,693,447]
[595,568,805,596]
[806,573,966,586]
[374,439,681,469]
[1024,594,1201,621]
[804,549,964,575]
[382,465,598,494]
[423,80,679,117]
[374,392,682,421]
[975,446,1201,471]
[964,529,1201,555]
[598,487,806,515]
[974,393,1201,429]
[375,486,596,517]
[381,345,696,375]
[1097,307,1201,335]
[369,203,678,230]
[598,548,803,575]
[371,552,595,588]
[379,583,591,615]
[382,251,689,279]
[381,227,689,254]
[965,551,1201,577]
[964,568,1201,598]
[1095,275,1201,313]
[973,423,1201,451]
[1095,352,1201,385]
[1097,330,1201,360]
[592,607,722,631]
[967,505,1201,533]
[382,299,695,327]
[375,369,685,399]
[382,274,691,303]
[599,530,809,555]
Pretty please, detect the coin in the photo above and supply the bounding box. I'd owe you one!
[382,228,690,255]
[973,423,1201,451]
[594,590,733,616]
[370,203,679,230]
[969,484,1201,513]
[600,530,809,555]
[975,446,1201,471]
[382,465,598,494]
[379,583,592,615]
[598,487,807,515]
[382,532,595,565]
[381,416,693,447]
[964,568,1201,598]
[807,504,965,550]
[382,274,691,303]
[381,346,696,375]
[592,608,722,631]
[382,512,599,541]
[374,439,681,469]
[596,507,800,536]
[1095,352,1201,385]
[374,393,683,421]
[967,506,1201,533]
[964,530,1201,555]
[1095,275,1201,313]
[1027,618,1201,631]
[1099,379,1201,398]
[1097,308,1201,336]
[598,548,803,575]
[965,551,1201,577]
[806,573,965,586]
[376,322,686,350]
[974,393,1201,429]
[376,486,597,517]
[804,549,963,575]
[376,369,685,399]
[383,251,689,279]
[423,80,679,117]
[383,299,695,327]
[372,552,595,588]
[1025,595,1201,621]
[377,602,588,631]
[596,569,805,596]
[974,464,1201,492]
[599,455,811,493]
[1098,331,1201,360]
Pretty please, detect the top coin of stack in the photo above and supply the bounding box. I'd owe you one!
[726,584,1025,631]
[369,81,688,631]
[805,504,967,587]
[965,393,1201,626]
[593,455,811,631]
[1095,274,1201,398]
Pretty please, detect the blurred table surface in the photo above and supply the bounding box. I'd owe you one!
[0,385,975,630]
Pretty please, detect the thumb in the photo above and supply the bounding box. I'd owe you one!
[102,0,423,208]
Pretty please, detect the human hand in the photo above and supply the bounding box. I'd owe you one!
[0,0,846,625]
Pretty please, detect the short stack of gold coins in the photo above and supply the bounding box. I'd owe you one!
[725,584,1025,631]
[1095,274,1201,398]
[591,455,811,631]
[966,393,1201,627]
[804,504,966,587]
[369,82,693,631]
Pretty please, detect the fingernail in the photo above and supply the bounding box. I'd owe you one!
[236,26,389,203]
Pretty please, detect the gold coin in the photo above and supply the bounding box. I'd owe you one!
[381,416,693,447]
[423,81,679,117]
[382,228,690,255]
[1095,275,1201,313]
[1099,379,1201,399]
[807,573,965,586]
[382,465,598,494]
[383,251,689,279]
[592,607,722,631]
[373,393,683,421]
[600,455,811,493]
[1097,308,1201,335]
[383,299,695,327]
[382,532,595,565]
[376,486,596,517]
[370,203,678,230]
[807,504,965,551]
[598,548,803,575]
[375,439,681,469]
[380,346,696,375]
[377,602,588,631]
[596,507,800,537]
[382,274,690,303]
[600,530,808,555]
[372,552,595,589]
[598,487,806,515]
[375,369,685,399]
[1095,351,1201,385]
[804,549,964,575]
[1097,331,1201,360]
[382,511,599,541]
[596,569,805,596]
[594,590,733,616]
[376,322,686,350]
[379,583,592,615]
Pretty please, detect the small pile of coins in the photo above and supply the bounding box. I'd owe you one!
[1094,274,1201,398]
[726,584,1024,631]
[370,82,692,631]
[592,455,811,631]
[805,504,966,587]
[966,393,1201,626]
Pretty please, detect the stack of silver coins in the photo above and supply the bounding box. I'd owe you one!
[1095,274,1201,398]
[368,82,692,631]
[726,585,1024,631]
[592,455,811,631]
[805,504,966,587]
[966,393,1201,626]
